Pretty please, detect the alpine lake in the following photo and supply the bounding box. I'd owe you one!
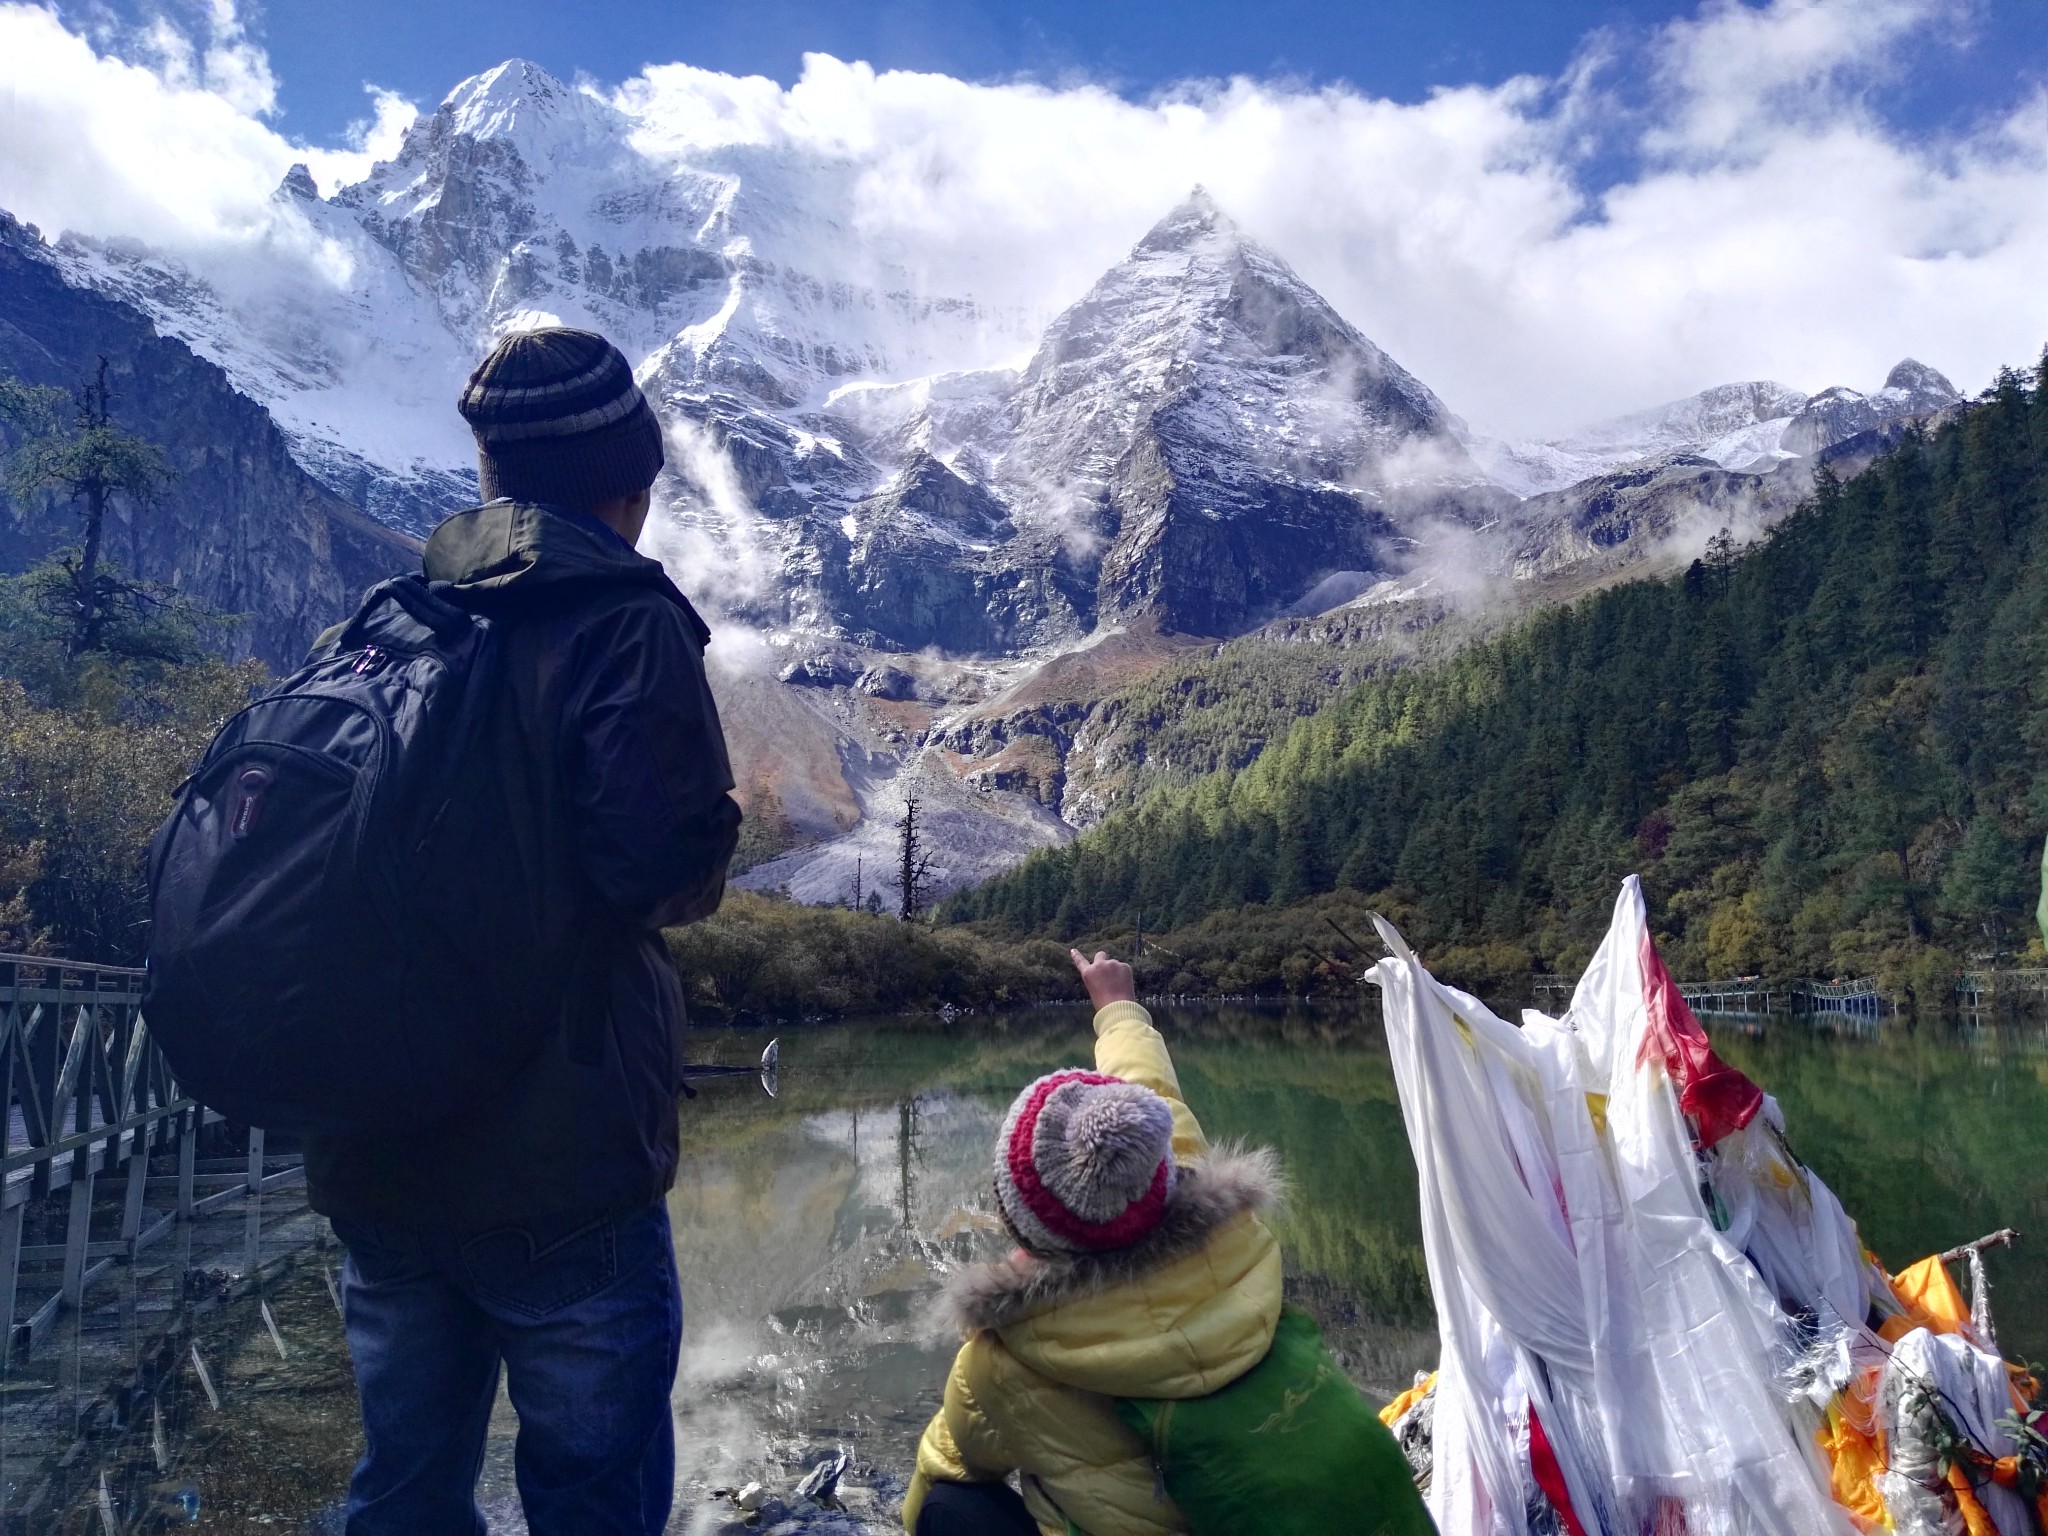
[25,1001,2048,1534]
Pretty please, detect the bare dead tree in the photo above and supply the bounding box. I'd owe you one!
[897,797,936,921]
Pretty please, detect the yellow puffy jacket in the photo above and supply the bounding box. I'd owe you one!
[904,1001,1284,1536]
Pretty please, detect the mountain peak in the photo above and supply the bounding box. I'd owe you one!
[441,58,580,142]
[1882,358,1959,402]
[1133,186,1244,258]
[274,163,320,202]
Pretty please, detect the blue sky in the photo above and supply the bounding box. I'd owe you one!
[194,0,2048,148]
[4,0,2046,434]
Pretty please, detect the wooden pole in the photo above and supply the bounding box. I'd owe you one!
[175,1112,196,1220]
[1938,1228,2019,1264]
[0,1202,23,1356]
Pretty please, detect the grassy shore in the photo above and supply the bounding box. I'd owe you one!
[665,888,1491,1022]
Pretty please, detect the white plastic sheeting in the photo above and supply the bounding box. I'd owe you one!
[1883,1329,2036,1536]
[1372,878,1858,1536]
[1706,1101,1880,1336]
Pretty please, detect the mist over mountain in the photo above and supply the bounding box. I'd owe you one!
[2,56,1978,902]
[0,211,415,669]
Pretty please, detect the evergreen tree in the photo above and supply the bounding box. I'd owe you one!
[0,359,176,658]
[946,346,2048,994]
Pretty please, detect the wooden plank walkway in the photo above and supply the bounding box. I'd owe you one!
[1,952,314,1527]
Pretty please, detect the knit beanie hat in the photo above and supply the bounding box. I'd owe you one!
[992,1070,1178,1256]
[459,328,665,508]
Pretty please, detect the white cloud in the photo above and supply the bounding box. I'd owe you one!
[0,0,2044,439]
[194,0,277,117]
[301,86,419,197]
[605,4,2047,434]
[0,2,294,246]
[1650,0,1953,155]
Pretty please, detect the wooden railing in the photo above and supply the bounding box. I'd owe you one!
[1957,968,2048,1005]
[1532,974,1896,1017]
[0,953,294,1357]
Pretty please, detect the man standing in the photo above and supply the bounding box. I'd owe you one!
[304,329,741,1535]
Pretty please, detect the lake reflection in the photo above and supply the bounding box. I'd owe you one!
[660,1003,2048,1530]
[28,1004,2043,1532]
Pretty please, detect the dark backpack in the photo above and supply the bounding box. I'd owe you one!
[144,575,581,1135]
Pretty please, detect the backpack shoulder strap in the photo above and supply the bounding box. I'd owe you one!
[466,589,631,1066]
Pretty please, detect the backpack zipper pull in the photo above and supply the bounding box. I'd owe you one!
[352,645,384,675]
[231,767,272,839]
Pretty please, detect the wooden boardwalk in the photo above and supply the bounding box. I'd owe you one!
[1531,974,1897,1019]
[1,952,313,1527]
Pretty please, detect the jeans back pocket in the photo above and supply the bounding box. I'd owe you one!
[460,1215,618,1319]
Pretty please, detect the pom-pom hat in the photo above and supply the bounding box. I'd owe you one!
[993,1070,1178,1256]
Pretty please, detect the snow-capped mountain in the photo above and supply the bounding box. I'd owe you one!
[6,54,1984,905]
[989,190,1504,637]
[41,59,1504,650]
[52,58,1042,539]
[37,55,1964,654]
[652,186,1505,651]
[1476,360,1961,497]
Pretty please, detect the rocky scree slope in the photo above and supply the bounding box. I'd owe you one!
[16,57,1974,899]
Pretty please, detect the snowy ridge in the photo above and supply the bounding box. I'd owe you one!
[10,55,1981,904]
[32,55,1966,647]
[1474,362,1960,497]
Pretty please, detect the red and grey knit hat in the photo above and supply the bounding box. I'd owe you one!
[458,327,665,508]
[992,1070,1178,1256]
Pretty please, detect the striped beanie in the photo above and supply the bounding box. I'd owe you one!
[993,1070,1178,1256]
[459,328,665,508]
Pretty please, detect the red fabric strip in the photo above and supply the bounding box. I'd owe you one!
[1634,928,1762,1148]
[1528,1407,1590,1536]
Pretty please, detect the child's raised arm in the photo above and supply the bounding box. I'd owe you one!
[1070,949,1207,1159]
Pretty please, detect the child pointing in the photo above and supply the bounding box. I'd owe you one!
[904,951,1432,1536]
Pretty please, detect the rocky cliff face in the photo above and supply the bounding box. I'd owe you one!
[8,53,1982,901]
[0,213,417,670]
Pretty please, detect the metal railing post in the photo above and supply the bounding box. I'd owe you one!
[246,1127,265,1194]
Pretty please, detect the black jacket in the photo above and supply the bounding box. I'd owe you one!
[304,500,741,1232]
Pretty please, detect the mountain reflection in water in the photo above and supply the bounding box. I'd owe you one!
[660,1003,2048,1529]
[28,1003,2043,1532]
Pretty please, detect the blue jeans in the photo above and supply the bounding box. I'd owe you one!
[334,1203,682,1536]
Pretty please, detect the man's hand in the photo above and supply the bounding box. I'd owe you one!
[1070,949,1137,1010]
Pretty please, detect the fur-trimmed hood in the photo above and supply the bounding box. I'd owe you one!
[941,1143,1284,1335]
